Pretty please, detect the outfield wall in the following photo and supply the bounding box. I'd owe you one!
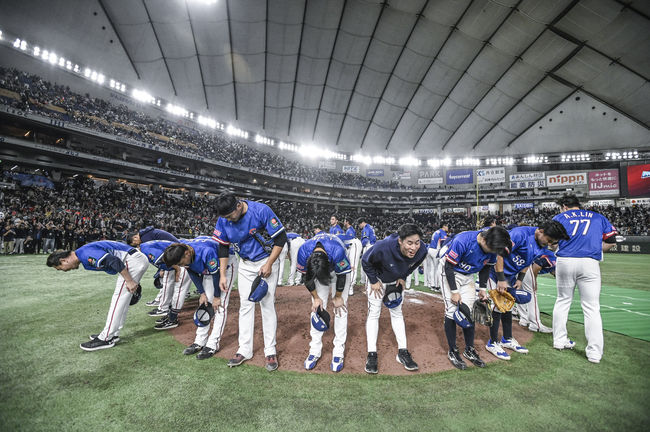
[610,236,650,254]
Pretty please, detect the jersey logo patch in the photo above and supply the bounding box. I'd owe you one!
[207,259,218,272]
[147,253,155,261]
[213,229,221,237]
[88,257,97,266]
[336,260,348,270]
[448,250,458,259]
[270,218,279,228]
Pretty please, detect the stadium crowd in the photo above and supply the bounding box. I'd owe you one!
[0,67,409,190]
[2,172,648,255]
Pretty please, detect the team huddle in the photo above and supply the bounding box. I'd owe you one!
[46,192,618,372]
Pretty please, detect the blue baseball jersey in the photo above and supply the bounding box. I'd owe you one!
[138,227,178,243]
[338,226,356,245]
[501,226,542,276]
[361,233,428,284]
[296,233,351,275]
[553,210,617,260]
[444,231,497,275]
[329,224,343,235]
[212,200,284,261]
[534,249,557,275]
[75,240,134,274]
[431,228,448,249]
[140,240,174,271]
[361,224,376,247]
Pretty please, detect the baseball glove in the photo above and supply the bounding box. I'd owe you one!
[488,289,516,313]
[472,300,493,327]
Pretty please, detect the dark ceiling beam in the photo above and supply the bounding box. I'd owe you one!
[142,0,177,96]
[614,0,650,21]
[225,0,238,120]
[548,26,650,83]
[185,2,209,110]
[412,0,524,152]
[97,0,140,80]
[335,1,388,146]
[262,0,269,130]
[359,0,431,149]
[384,0,475,150]
[286,2,309,137]
[471,41,584,150]
[312,0,347,141]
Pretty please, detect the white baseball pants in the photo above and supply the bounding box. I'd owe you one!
[309,271,350,358]
[288,237,305,285]
[365,280,407,352]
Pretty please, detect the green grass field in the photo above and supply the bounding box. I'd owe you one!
[1,254,649,431]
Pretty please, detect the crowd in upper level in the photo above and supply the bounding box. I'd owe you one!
[0,67,410,190]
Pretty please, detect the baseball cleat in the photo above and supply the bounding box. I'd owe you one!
[304,354,320,370]
[365,352,378,374]
[227,353,248,368]
[89,334,120,344]
[331,356,344,372]
[80,337,115,352]
[349,288,354,296]
[518,319,530,327]
[182,343,203,355]
[447,348,467,370]
[265,355,278,372]
[148,308,167,317]
[154,319,178,330]
[500,337,528,354]
[485,340,511,360]
[396,349,418,371]
[462,346,486,368]
[145,300,160,307]
[554,340,576,350]
[587,357,601,364]
[155,316,168,324]
[196,346,217,360]
[529,324,552,333]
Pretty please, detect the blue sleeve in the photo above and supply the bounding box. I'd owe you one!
[212,219,230,245]
[188,270,205,294]
[361,246,380,284]
[445,238,466,266]
[369,229,376,245]
[332,247,352,275]
[296,248,308,273]
[211,273,221,298]
[101,255,125,274]
[262,205,285,238]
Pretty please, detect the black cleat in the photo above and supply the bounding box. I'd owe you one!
[396,349,419,371]
[463,346,486,368]
[365,352,378,374]
[447,348,467,370]
[196,346,217,360]
[80,337,115,352]
[183,343,203,355]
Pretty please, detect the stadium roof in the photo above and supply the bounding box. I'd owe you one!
[1,0,649,158]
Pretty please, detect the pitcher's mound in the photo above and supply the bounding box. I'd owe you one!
[170,285,533,375]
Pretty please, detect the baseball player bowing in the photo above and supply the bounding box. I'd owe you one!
[162,238,233,360]
[552,194,617,364]
[296,233,352,372]
[126,228,180,317]
[356,217,376,287]
[487,222,569,360]
[137,239,191,330]
[439,227,511,370]
[286,232,305,286]
[361,223,427,374]
[212,193,287,371]
[47,240,149,351]
[427,222,449,292]
[339,217,362,296]
[517,248,557,333]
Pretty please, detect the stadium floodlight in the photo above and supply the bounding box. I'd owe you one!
[84,68,91,78]
[48,52,57,64]
[109,79,115,88]
[58,57,65,67]
[41,49,49,61]
[73,64,80,73]
[132,88,153,103]
[33,46,40,56]
[0,30,3,40]
[456,157,480,166]
[399,156,420,166]
[97,74,105,85]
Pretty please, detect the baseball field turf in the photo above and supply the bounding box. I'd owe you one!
[1,253,648,431]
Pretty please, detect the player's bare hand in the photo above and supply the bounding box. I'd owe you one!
[259,262,272,278]
[332,296,347,317]
[396,279,406,291]
[126,280,139,293]
[513,280,522,290]
[219,278,229,293]
[451,292,461,305]
[212,297,222,313]
[370,281,384,299]
[497,280,509,293]
[199,293,208,306]
[311,297,323,313]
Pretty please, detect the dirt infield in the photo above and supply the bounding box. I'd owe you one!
[170,285,533,374]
